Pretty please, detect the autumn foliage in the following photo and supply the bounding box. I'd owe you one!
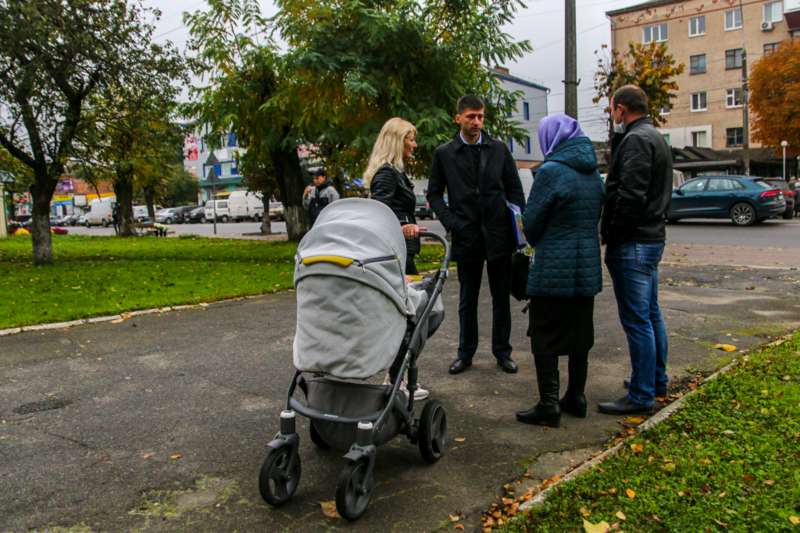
[749,39,800,153]
[593,41,685,129]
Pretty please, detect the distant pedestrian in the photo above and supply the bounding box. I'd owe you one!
[598,84,673,415]
[303,168,340,227]
[112,202,120,235]
[427,95,526,376]
[365,117,423,276]
[515,114,604,428]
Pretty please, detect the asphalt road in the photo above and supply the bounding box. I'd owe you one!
[65,216,800,248]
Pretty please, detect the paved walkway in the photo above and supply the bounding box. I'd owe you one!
[1,263,798,532]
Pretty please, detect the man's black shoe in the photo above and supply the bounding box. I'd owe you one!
[516,403,560,427]
[449,359,472,375]
[597,396,653,415]
[623,379,667,397]
[497,358,518,374]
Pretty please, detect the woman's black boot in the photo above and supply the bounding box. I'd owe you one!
[559,351,588,418]
[516,353,560,427]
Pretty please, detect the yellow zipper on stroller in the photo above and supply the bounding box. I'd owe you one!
[300,255,397,270]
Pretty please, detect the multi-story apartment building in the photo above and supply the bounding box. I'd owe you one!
[607,0,798,151]
[493,67,550,166]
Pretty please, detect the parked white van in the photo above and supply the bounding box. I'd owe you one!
[85,198,115,227]
[204,200,230,222]
[227,190,264,221]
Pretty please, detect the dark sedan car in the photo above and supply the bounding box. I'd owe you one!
[667,175,786,226]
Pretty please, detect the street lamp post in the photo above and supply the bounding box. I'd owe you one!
[781,140,789,181]
[207,168,219,236]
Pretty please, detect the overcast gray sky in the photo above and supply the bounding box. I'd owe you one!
[146,0,643,140]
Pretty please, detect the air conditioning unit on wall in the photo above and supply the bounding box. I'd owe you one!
[761,21,775,31]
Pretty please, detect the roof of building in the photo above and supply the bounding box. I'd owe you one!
[493,71,549,93]
[606,0,680,17]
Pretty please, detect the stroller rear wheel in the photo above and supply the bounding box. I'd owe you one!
[418,400,447,464]
[335,457,374,521]
[259,446,301,506]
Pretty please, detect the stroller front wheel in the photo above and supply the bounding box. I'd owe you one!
[335,457,374,521]
[418,400,448,464]
[259,445,301,506]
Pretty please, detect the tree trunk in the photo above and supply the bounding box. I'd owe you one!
[144,187,156,221]
[30,176,57,265]
[113,179,136,236]
[273,144,307,241]
[260,191,272,235]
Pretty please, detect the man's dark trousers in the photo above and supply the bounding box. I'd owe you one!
[457,254,513,362]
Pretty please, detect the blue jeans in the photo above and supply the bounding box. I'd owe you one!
[605,242,668,407]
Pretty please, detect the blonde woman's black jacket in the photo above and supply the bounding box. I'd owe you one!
[370,163,420,256]
[426,132,525,261]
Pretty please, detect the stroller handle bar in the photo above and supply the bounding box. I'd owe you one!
[418,231,451,273]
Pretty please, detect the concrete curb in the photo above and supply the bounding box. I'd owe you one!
[0,293,280,338]
[518,357,743,512]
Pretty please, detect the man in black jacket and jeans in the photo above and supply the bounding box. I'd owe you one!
[599,85,673,415]
[427,95,526,375]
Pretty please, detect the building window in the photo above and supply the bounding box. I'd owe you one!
[725,8,742,30]
[227,132,237,147]
[764,42,781,55]
[763,1,783,23]
[508,137,514,152]
[525,136,532,154]
[689,15,706,37]
[691,131,708,147]
[726,127,744,147]
[726,88,743,108]
[690,54,707,74]
[642,23,668,43]
[523,102,530,121]
[725,48,744,70]
[691,92,708,112]
[660,104,671,115]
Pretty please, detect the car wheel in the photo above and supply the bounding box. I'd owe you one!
[165,217,173,224]
[221,215,229,223]
[730,202,756,226]
[782,209,793,220]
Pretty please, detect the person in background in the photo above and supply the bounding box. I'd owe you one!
[598,84,673,415]
[365,117,423,275]
[303,168,340,227]
[427,95,525,376]
[364,117,429,401]
[515,114,604,427]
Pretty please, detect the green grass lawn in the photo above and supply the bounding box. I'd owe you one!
[503,333,800,532]
[0,235,446,329]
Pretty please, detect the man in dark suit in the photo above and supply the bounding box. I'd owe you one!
[427,95,526,375]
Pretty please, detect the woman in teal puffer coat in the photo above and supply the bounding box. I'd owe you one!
[516,114,604,428]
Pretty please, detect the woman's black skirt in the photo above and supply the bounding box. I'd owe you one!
[528,296,595,355]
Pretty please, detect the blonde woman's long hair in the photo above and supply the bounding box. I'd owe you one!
[363,117,417,187]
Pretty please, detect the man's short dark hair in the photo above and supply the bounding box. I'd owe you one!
[457,95,485,113]
[313,167,326,177]
[612,85,649,114]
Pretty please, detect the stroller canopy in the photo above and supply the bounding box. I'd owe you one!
[293,198,414,379]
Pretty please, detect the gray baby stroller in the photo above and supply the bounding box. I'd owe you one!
[258,198,450,521]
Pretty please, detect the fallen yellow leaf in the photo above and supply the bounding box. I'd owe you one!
[579,506,591,518]
[142,452,154,460]
[764,479,775,486]
[454,437,466,443]
[789,515,800,525]
[583,518,611,533]
[616,511,627,521]
[714,343,737,352]
[320,500,340,519]
[449,514,461,522]
[630,443,644,454]
[169,453,182,460]
[624,416,645,425]
[625,488,636,500]
[454,525,465,531]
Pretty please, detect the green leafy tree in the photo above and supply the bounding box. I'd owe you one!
[0,0,168,263]
[593,41,685,131]
[160,165,200,208]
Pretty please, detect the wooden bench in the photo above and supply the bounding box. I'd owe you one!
[134,223,172,237]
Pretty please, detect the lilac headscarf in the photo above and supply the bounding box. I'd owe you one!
[538,114,586,157]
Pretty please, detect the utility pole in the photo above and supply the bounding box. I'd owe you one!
[564,0,579,119]
[739,0,750,175]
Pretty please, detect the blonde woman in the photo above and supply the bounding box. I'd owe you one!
[365,117,422,275]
